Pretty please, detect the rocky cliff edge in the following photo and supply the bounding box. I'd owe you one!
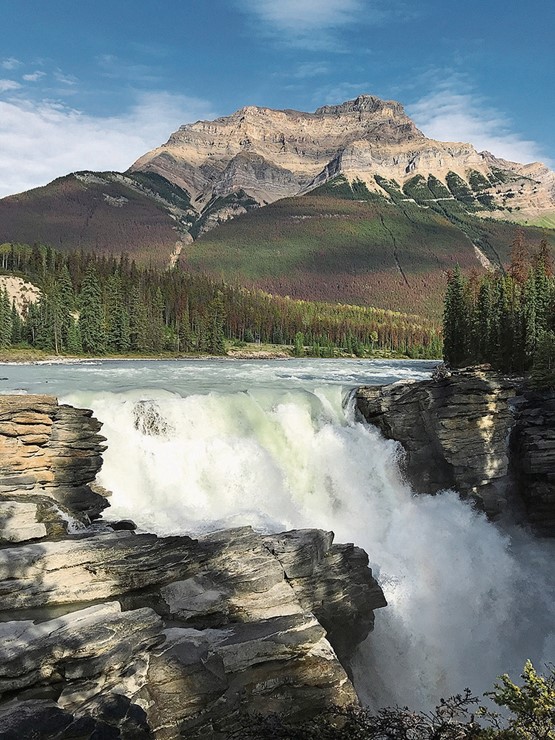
[355,367,555,535]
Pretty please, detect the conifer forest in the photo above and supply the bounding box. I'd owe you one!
[0,244,440,358]
[442,236,555,387]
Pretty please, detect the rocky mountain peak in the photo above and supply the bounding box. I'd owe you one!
[128,93,555,235]
[314,94,407,119]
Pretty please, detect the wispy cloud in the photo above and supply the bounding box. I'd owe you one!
[311,81,371,106]
[53,70,78,85]
[1,57,21,70]
[291,62,330,79]
[240,0,416,49]
[22,71,46,82]
[239,0,383,49]
[0,92,217,197]
[0,80,21,93]
[408,73,552,166]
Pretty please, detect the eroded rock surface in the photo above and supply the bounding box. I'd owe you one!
[511,390,555,536]
[355,368,516,516]
[0,395,107,535]
[0,394,386,738]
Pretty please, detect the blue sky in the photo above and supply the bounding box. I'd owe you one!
[0,0,553,196]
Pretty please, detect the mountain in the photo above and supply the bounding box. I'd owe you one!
[1,94,554,316]
[130,94,555,233]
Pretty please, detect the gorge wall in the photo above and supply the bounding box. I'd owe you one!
[0,395,386,739]
[355,368,555,535]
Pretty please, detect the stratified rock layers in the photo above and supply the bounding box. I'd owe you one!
[355,369,515,515]
[0,394,386,739]
[131,95,555,224]
[355,368,555,535]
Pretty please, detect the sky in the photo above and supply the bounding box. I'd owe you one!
[0,0,553,197]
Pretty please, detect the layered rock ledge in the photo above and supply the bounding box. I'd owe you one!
[355,368,555,535]
[0,395,386,739]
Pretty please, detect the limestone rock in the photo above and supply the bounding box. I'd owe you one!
[0,394,388,736]
[355,368,516,515]
[0,395,108,522]
[130,94,555,230]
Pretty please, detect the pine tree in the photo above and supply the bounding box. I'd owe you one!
[78,266,106,355]
[129,285,149,352]
[531,330,555,389]
[10,302,22,345]
[442,267,469,367]
[522,272,538,367]
[178,307,193,352]
[207,291,226,355]
[66,318,82,354]
[0,288,13,349]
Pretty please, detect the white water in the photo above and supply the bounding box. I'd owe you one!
[2,359,554,709]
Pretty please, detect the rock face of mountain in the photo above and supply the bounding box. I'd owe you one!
[0,394,387,739]
[130,95,555,233]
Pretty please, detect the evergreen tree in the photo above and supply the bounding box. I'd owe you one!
[475,279,493,362]
[10,302,22,345]
[129,284,149,352]
[522,272,538,367]
[105,275,130,353]
[443,267,469,367]
[0,288,13,349]
[66,318,82,354]
[178,307,193,352]
[531,330,555,389]
[78,266,106,355]
[206,291,226,355]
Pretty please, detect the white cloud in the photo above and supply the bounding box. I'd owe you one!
[240,0,367,48]
[22,71,46,82]
[1,58,21,70]
[0,79,21,93]
[240,0,413,49]
[53,70,78,85]
[409,79,551,166]
[244,0,364,33]
[0,92,217,197]
[311,81,371,106]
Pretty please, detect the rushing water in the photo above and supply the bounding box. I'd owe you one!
[1,358,554,709]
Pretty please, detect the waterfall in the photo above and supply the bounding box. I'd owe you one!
[63,381,555,710]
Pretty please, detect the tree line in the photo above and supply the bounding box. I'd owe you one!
[0,243,441,357]
[443,235,555,387]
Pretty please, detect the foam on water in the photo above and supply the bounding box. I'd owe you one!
[3,359,552,709]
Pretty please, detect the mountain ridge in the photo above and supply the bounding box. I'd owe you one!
[1,94,554,317]
[128,93,555,233]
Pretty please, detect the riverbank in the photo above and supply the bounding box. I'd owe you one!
[0,343,439,364]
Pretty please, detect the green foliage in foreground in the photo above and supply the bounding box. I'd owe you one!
[233,662,555,740]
